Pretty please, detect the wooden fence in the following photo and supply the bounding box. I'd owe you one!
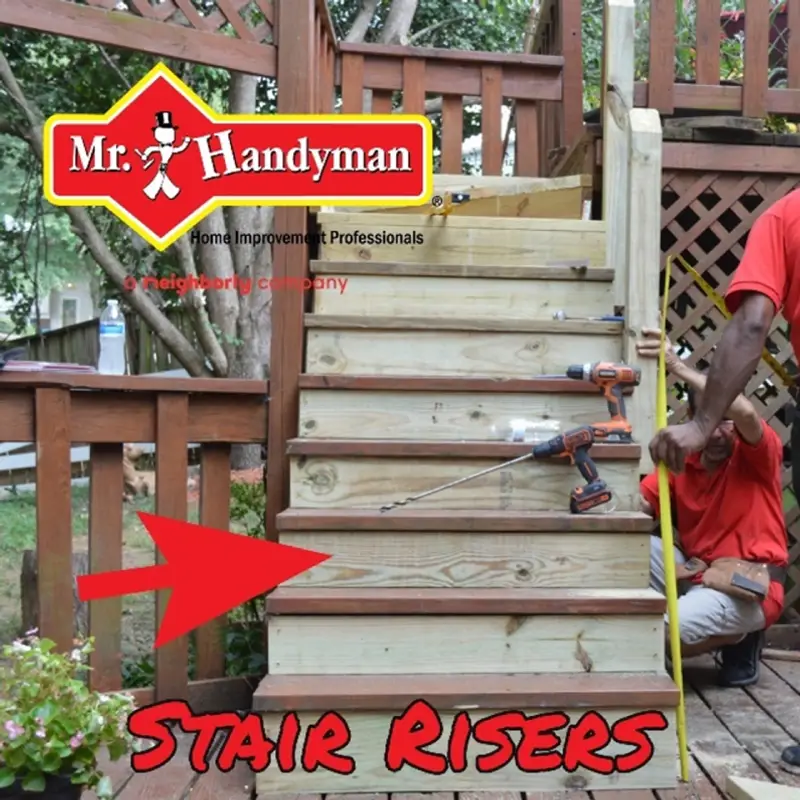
[0,371,269,708]
[9,307,197,375]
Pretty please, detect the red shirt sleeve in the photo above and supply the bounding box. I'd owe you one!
[736,419,783,483]
[726,210,787,315]
[640,472,661,518]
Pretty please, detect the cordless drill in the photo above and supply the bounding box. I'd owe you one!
[566,362,641,442]
[532,426,612,513]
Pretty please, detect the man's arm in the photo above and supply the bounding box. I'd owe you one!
[671,348,764,445]
[689,294,775,443]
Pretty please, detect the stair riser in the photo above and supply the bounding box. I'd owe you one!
[299,389,627,441]
[306,329,622,377]
[289,456,640,511]
[254,707,677,793]
[279,531,651,590]
[267,614,665,675]
[317,213,607,267]
[312,275,614,321]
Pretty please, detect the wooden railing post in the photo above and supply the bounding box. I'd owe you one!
[625,108,663,474]
[603,0,635,312]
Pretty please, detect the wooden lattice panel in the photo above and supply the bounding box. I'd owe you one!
[661,170,800,615]
[84,0,274,43]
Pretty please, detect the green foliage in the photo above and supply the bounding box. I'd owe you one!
[0,635,137,798]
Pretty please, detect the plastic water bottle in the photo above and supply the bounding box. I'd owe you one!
[490,419,562,443]
[98,299,127,375]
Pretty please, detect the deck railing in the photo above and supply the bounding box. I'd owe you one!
[0,372,268,711]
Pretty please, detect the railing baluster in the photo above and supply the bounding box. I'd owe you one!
[341,52,365,113]
[371,90,394,113]
[401,57,426,115]
[481,65,503,175]
[648,0,676,113]
[514,100,540,176]
[743,0,770,117]
[34,387,73,653]
[559,0,584,149]
[88,443,124,692]
[441,95,464,173]
[789,0,800,89]
[154,393,190,702]
[695,0,721,86]
[195,443,233,680]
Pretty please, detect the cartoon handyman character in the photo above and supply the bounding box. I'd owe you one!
[136,111,192,200]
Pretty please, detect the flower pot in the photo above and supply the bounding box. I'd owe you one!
[0,773,82,799]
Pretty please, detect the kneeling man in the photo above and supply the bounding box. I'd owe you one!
[637,328,788,686]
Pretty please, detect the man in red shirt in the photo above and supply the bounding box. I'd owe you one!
[648,189,800,770]
[637,330,787,687]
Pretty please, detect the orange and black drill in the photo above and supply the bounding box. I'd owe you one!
[532,425,612,513]
[566,361,641,442]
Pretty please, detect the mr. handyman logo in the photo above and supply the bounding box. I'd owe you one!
[43,63,433,251]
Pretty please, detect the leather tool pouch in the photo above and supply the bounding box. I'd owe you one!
[701,558,771,602]
[675,557,707,581]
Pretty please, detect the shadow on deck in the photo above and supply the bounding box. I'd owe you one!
[90,656,800,799]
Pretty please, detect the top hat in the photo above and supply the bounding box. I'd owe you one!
[153,111,177,130]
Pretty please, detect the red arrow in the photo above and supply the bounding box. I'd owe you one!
[77,512,331,648]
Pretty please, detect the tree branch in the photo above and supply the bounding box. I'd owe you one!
[380,0,420,44]
[0,47,210,377]
[344,0,381,42]
[404,17,462,45]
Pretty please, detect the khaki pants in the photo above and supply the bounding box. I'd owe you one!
[649,535,765,645]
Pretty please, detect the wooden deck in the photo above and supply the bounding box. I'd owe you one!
[89,656,800,800]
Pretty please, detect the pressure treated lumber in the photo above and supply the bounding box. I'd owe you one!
[316,212,607,266]
[726,775,800,799]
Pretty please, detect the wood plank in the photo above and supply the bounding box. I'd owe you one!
[154,394,190,702]
[341,52,365,113]
[304,314,622,335]
[278,530,650,590]
[654,754,725,799]
[401,57,426,115]
[695,0,721,86]
[317,213,606,266]
[441,95,464,174]
[481,64,504,175]
[116,728,196,800]
[310,261,614,281]
[276,508,653,531]
[648,0,676,113]
[188,759,253,800]
[267,587,665,615]
[268,611,663,675]
[305,329,623,377]
[285,439,640,459]
[726,775,799,800]
[742,0,771,118]
[88,443,124,692]
[289,454,640,511]
[255,707,678,792]
[34,388,73,652]
[195,443,232,680]
[311,274,614,321]
[298,387,627,441]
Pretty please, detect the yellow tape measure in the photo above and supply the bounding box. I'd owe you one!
[673,253,795,390]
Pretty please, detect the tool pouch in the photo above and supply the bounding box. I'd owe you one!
[675,557,707,581]
[701,558,771,602]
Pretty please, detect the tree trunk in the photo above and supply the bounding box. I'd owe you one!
[20,549,89,640]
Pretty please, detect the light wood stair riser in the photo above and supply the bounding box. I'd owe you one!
[316,213,607,267]
[279,529,651,590]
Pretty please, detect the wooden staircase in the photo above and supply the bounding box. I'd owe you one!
[253,178,679,794]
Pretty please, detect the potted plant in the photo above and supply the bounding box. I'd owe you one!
[0,633,137,798]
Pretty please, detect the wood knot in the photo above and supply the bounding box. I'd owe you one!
[357,248,371,260]
[304,461,338,496]
[564,774,588,790]
[516,567,532,581]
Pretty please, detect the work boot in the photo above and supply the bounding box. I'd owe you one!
[717,630,764,687]
[781,744,800,774]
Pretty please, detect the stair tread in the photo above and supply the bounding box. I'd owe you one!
[298,374,635,394]
[277,508,653,531]
[287,438,640,459]
[267,587,666,615]
[253,672,679,712]
[305,313,622,335]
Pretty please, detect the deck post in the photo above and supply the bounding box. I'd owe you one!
[602,0,635,312]
[625,107,663,474]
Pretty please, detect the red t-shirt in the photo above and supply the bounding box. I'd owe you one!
[726,188,800,351]
[640,420,787,628]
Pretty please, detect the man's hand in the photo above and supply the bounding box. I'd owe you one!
[649,421,709,473]
[636,327,681,371]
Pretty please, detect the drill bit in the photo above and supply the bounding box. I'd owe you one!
[379,452,534,512]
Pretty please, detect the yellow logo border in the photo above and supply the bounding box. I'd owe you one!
[42,62,434,252]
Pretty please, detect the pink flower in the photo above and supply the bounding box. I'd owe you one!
[69,732,84,749]
[4,720,24,740]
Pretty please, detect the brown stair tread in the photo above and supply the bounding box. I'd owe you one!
[310,260,615,282]
[286,438,641,460]
[266,587,666,615]
[277,508,653,532]
[305,313,622,335]
[253,672,679,712]
[298,374,635,394]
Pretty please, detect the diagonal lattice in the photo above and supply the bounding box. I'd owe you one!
[661,170,800,615]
